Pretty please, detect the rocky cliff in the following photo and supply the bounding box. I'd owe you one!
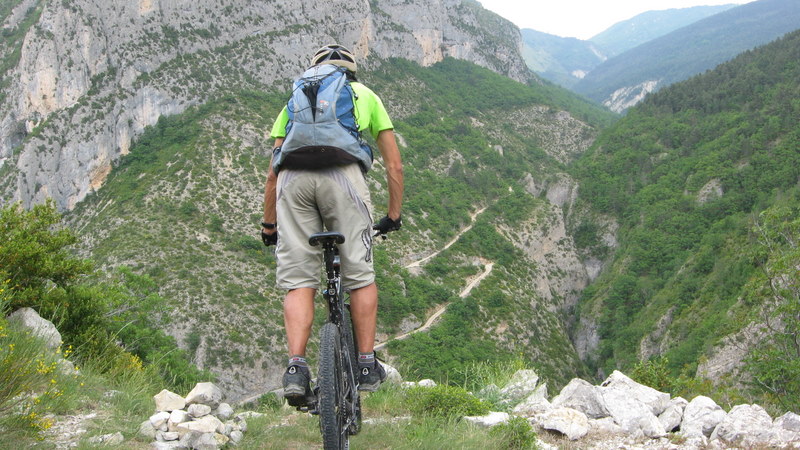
[0,0,530,211]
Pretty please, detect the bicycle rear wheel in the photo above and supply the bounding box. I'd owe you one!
[342,305,361,435]
[318,322,348,449]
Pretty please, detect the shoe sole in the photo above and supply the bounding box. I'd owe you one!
[358,381,381,392]
[284,384,311,406]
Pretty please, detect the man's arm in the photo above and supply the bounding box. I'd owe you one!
[376,130,403,221]
[262,137,284,233]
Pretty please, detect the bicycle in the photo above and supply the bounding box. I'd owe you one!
[300,231,362,449]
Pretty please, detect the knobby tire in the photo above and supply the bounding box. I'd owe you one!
[319,322,348,449]
[342,305,361,435]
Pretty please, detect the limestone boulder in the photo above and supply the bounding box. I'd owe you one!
[551,378,608,419]
[539,407,590,441]
[681,396,726,438]
[710,404,777,447]
[7,307,61,349]
[185,382,224,408]
[598,370,670,416]
[498,369,540,406]
[215,403,234,421]
[658,396,688,432]
[463,411,510,428]
[153,389,186,412]
[512,383,551,417]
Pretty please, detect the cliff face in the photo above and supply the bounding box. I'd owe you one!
[0,0,530,210]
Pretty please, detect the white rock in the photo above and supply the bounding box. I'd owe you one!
[499,369,540,405]
[776,412,800,432]
[220,422,234,437]
[7,307,62,349]
[154,389,186,412]
[150,411,171,431]
[463,411,509,428]
[235,416,248,433]
[599,376,666,438]
[512,383,551,417]
[589,416,624,435]
[774,412,800,445]
[157,431,180,442]
[176,415,224,436]
[185,382,224,408]
[681,396,726,438]
[139,419,157,439]
[188,403,212,418]
[599,370,670,416]
[534,440,559,450]
[658,396,688,432]
[215,402,234,420]
[381,360,403,384]
[180,430,221,450]
[168,409,191,431]
[710,404,777,446]
[229,430,244,445]
[552,378,609,419]
[88,432,124,445]
[151,442,182,450]
[214,432,229,446]
[539,406,590,440]
[402,379,438,388]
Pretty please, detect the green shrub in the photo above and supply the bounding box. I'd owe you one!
[630,356,674,393]
[0,319,81,439]
[489,416,539,449]
[405,384,489,419]
[256,392,284,412]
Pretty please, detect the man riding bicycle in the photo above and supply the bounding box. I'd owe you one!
[261,44,404,405]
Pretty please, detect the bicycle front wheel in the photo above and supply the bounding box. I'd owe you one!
[318,322,348,449]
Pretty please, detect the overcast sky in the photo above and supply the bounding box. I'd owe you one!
[477,0,754,39]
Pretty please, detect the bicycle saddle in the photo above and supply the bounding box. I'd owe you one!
[309,231,346,246]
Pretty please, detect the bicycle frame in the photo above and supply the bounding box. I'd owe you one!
[308,231,361,448]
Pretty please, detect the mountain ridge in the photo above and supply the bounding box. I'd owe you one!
[575,0,800,111]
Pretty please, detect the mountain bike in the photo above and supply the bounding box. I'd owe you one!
[301,231,361,449]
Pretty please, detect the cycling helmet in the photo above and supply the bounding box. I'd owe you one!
[310,44,357,73]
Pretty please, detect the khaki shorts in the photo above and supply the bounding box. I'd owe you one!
[275,164,374,290]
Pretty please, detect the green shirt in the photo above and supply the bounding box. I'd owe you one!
[270,82,393,140]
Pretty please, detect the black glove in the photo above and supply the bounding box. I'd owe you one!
[261,230,278,246]
[373,215,402,235]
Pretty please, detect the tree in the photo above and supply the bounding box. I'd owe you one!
[0,201,93,310]
[745,205,800,411]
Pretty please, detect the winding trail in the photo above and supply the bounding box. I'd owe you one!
[376,206,494,350]
[375,260,494,351]
[405,206,487,269]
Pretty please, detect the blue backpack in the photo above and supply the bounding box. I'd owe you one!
[272,64,373,173]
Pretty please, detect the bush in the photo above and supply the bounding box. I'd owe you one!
[405,384,490,419]
[489,416,539,449]
[0,319,80,439]
[630,356,674,393]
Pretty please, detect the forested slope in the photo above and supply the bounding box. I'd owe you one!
[572,29,800,401]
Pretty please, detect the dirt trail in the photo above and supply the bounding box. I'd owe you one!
[375,260,494,351]
[405,206,487,269]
